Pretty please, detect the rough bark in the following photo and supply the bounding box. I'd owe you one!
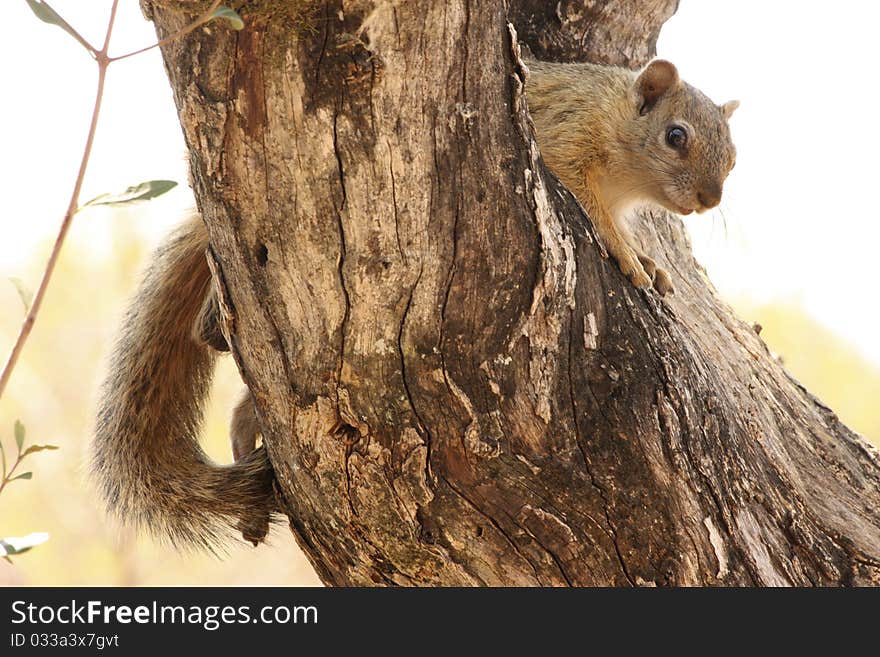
[143,0,880,585]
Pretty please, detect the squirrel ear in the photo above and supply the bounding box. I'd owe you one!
[720,100,740,120]
[636,59,680,114]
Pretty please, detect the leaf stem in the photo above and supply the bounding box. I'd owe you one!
[0,452,23,497]
[51,12,96,55]
[32,0,99,56]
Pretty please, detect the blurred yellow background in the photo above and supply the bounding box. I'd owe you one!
[2,1,879,586]
[0,211,321,585]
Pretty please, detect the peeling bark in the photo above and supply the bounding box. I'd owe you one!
[143,0,880,586]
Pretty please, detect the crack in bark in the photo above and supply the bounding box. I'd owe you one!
[386,138,405,261]
[515,512,574,586]
[391,6,401,47]
[433,110,472,456]
[397,267,434,493]
[368,58,377,132]
[332,109,352,402]
[436,122,459,357]
[331,105,357,525]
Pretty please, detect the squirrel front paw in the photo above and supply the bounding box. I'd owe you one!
[619,254,652,289]
[638,254,675,296]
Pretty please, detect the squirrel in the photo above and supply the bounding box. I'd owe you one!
[91,56,737,551]
[91,214,275,550]
[525,57,738,294]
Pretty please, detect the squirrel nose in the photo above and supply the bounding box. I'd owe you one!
[697,184,722,209]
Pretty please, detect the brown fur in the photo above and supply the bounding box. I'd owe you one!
[92,215,275,550]
[525,58,738,294]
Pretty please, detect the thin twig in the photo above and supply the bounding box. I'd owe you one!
[0,0,229,400]
[101,0,121,56]
[109,0,222,63]
[0,54,113,400]
[0,452,24,496]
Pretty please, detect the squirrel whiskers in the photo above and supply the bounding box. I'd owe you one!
[526,58,737,294]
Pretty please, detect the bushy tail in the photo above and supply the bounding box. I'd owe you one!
[92,216,275,550]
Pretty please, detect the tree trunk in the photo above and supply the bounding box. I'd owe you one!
[143,0,880,585]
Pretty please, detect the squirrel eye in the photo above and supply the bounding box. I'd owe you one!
[665,126,688,150]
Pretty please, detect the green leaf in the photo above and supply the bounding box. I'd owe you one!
[0,532,49,556]
[21,444,59,457]
[0,440,6,480]
[24,0,64,24]
[211,6,245,30]
[24,0,94,53]
[83,180,178,208]
[8,277,33,313]
[14,421,25,453]
[10,472,32,481]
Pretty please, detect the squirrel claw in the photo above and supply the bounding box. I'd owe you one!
[638,254,675,296]
[638,254,657,280]
[621,258,652,289]
[653,267,675,296]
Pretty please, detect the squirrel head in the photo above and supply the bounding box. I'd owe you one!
[620,59,738,216]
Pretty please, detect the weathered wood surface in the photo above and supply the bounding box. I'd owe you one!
[142,0,880,585]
